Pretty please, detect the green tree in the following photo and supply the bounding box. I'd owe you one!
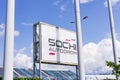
[106,59,120,79]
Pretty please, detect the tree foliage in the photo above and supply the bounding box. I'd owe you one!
[106,59,120,78]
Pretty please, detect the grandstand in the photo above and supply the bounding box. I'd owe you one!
[0,67,116,80]
[0,67,77,80]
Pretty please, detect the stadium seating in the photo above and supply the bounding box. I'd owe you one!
[0,68,115,80]
[0,68,77,80]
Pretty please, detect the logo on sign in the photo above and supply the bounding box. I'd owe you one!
[48,38,77,55]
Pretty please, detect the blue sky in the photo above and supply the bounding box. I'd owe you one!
[0,0,120,74]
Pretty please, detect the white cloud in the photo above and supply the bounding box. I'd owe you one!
[116,33,120,40]
[0,24,5,29]
[80,0,93,4]
[53,0,60,6]
[30,43,33,53]
[0,24,5,36]
[21,22,33,26]
[14,30,20,37]
[104,0,120,7]
[83,38,120,74]
[0,30,4,36]
[14,53,33,69]
[72,0,94,4]
[53,0,70,18]
[60,5,66,11]
[14,47,33,68]
[0,23,20,37]
[54,0,94,18]
[17,47,26,53]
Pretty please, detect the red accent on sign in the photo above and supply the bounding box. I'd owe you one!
[66,39,71,42]
[49,52,55,55]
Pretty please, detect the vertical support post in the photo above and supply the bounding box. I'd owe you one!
[33,25,36,77]
[107,0,118,80]
[3,0,15,80]
[107,0,118,64]
[38,23,42,79]
[74,0,85,80]
[76,66,79,80]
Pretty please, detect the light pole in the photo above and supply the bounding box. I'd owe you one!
[70,15,88,80]
[3,0,15,80]
[107,0,118,80]
[70,16,88,79]
[74,0,85,80]
[70,16,88,80]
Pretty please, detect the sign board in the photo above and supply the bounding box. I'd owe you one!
[37,22,78,65]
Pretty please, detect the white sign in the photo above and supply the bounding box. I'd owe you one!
[39,22,78,65]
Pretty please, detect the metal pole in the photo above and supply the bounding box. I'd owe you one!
[76,66,79,80]
[107,0,118,80]
[38,23,42,79]
[33,25,36,77]
[74,0,85,80]
[3,0,15,80]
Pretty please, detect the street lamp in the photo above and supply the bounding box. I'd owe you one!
[70,16,88,23]
[81,16,88,21]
